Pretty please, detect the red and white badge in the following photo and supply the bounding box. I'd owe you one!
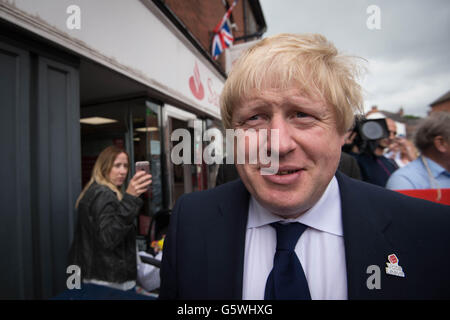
[388,254,398,264]
[385,254,405,277]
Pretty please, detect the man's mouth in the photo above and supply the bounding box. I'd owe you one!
[276,169,301,176]
[259,166,304,185]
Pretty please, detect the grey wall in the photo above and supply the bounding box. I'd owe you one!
[0,41,34,300]
[34,56,81,298]
[0,30,81,299]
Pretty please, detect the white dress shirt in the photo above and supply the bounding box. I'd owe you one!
[242,177,348,300]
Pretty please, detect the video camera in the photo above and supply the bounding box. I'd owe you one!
[344,117,390,155]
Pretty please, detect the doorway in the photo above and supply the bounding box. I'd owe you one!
[162,105,206,208]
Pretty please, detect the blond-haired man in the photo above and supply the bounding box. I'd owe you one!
[160,34,450,300]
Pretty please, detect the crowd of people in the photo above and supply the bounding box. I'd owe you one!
[386,112,450,191]
[60,33,449,300]
[343,111,450,194]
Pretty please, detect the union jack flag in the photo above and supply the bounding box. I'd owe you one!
[211,0,238,60]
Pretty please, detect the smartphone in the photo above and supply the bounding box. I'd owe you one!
[135,161,150,174]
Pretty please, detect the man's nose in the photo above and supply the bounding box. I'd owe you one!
[268,116,296,157]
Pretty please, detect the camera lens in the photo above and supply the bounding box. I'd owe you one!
[361,121,384,140]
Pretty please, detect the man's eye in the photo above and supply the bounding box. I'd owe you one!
[296,112,309,118]
[243,115,265,125]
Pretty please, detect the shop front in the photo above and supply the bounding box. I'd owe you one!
[0,0,225,298]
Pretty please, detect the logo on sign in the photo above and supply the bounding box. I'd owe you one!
[207,78,219,107]
[189,62,204,100]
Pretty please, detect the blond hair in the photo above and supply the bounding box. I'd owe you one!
[220,33,365,133]
[75,146,128,208]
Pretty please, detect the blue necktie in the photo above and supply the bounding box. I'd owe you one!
[264,222,311,300]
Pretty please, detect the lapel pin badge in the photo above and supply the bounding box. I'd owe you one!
[385,254,405,277]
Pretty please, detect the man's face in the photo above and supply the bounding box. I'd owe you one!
[232,87,346,218]
[378,118,397,149]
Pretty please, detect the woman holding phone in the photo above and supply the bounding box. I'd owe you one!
[68,145,152,299]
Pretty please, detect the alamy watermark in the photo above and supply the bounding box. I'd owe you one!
[366,5,381,30]
[171,120,280,175]
[66,5,81,30]
[66,265,81,289]
[366,265,381,290]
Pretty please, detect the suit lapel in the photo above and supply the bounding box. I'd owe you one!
[336,172,395,299]
[204,180,249,299]
[202,174,415,299]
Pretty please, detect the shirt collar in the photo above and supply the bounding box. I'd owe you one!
[247,176,343,236]
[423,156,450,178]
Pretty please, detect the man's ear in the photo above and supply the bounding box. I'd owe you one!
[433,136,449,153]
[340,133,347,147]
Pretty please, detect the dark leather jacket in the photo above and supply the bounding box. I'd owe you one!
[69,182,143,283]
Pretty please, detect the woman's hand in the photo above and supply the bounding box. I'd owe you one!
[126,170,152,197]
[397,138,418,161]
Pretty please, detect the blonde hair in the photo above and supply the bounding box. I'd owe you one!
[220,33,365,134]
[75,146,129,208]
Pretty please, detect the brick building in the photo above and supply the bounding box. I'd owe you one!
[156,0,266,72]
[430,90,450,113]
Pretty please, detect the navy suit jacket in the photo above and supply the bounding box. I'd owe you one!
[160,172,450,299]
